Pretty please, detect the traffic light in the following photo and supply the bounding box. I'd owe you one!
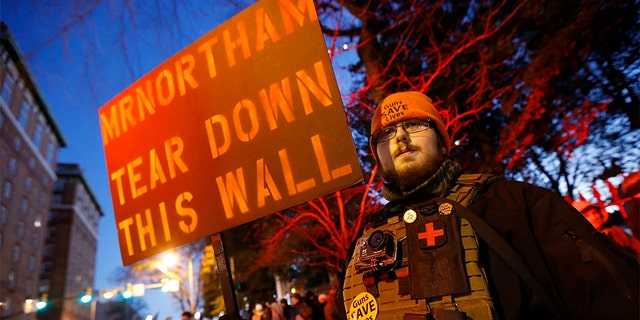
[35,293,48,311]
[161,278,179,292]
[161,278,170,292]
[79,288,93,304]
[122,283,133,299]
[201,246,215,275]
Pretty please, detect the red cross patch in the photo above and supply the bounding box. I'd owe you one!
[417,220,447,248]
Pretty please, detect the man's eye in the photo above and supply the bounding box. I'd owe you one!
[405,121,424,130]
[376,128,395,140]
[381,128,395,137]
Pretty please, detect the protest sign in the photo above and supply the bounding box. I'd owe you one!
[99,0,363,265]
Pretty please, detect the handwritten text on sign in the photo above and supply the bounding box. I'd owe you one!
[99,0,363,265]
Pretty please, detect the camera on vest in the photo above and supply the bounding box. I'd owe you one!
[356,230,398,271]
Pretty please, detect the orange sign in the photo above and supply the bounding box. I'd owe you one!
[99,0,363,265]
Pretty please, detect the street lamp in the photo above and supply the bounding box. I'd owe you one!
[159,252,195,314]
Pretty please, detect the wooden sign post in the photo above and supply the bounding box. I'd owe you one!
[211,233,239,319]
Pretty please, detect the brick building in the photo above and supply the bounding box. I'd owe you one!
[0,21,67,319]
[38,163,103,320]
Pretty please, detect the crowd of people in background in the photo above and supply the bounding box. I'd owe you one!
[239,290,334,320]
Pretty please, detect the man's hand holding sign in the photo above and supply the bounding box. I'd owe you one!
[99,0,362,266]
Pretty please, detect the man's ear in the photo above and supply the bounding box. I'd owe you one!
[441,144,448,156]
[437,133,448,155]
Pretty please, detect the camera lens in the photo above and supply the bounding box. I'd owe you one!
[368,231,387,250]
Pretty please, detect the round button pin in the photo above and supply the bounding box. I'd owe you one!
[403,209,417,223]
[439,202,454,215]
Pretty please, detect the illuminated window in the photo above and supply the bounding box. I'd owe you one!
[8,271,17,289]
[34,214,43,228]
[39,280,51,292]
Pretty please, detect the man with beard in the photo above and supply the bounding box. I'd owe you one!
[339,91,638,320]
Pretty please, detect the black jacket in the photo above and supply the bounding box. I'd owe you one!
[468,177,638,319]
[339,159,639,320]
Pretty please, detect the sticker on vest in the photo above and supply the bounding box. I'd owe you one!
[349,292,378,320]
[417,220,447,248]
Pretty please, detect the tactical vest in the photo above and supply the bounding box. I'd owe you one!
[343,174,499,320]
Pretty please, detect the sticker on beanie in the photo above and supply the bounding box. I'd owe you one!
[380,100,408,124]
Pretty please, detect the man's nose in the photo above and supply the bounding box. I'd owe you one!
[395,126,411,141]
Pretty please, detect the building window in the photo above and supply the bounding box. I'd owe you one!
[45,142,55,165]
[46,227,56,239]
[17,221,25,238]
[26,280,33,296]
[39,279,51,293]
[29,256,36,271]
[24,177,33,193]
[39,192,47,206]
[12,245,21,262]
[21,198,29,215]
[7,271,17,289]
[8,158,17,175]
[44,244,54,257]
[53,179,64,192]
[51,194,62,205]
[12,136,21,151]
[2,72,15,103]
[2,182,12,199]
[18,100,31,128]
[41,262,52,274]
[0,206,7,224]
[41,175,50,189]
[32,121,43,149]
[32,234,40,248]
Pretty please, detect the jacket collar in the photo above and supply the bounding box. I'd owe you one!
[382,157,462,202]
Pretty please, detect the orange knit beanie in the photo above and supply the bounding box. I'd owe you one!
[370,91,450,154]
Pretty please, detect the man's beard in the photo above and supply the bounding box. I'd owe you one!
[380,145,447,192]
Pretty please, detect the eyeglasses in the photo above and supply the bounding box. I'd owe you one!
[372,118,432,143]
